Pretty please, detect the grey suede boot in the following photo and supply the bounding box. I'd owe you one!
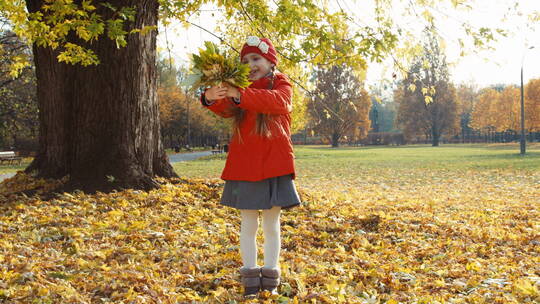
[239,266,261,299]
[261,267,281,295]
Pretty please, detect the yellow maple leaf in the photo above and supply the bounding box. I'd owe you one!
[37,287,49,297]
[465,261,481,272]
[513,278,538,297]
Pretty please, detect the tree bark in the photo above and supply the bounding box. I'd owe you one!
[24,0,177,193]
[432,128,440,146]
[331,132,340,147]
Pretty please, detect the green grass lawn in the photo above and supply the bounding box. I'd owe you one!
[4,143,539,177]
[0,158,33,175]
[172,142,540,180]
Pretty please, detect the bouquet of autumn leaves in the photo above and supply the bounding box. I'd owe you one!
[182,41,251,90]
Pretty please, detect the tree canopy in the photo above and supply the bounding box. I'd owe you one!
[307,64,371,147]
[0,27,37,149]
[395,27,459,146]
[1,0,524,81]
[471,81,540,133]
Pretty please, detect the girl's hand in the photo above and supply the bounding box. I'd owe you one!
[205,85,228,101]
[223,83,241,99]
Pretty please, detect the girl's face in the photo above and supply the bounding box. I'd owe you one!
[241,53,274,81]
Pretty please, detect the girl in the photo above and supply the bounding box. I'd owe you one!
[200,36,302,299]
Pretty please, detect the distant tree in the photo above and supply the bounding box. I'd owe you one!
[156,57,230,148]
[307,64,371,147]
[490,84,506,92]
[158,86,185,147]
[369,98,398,133]
[470,88,499,133]
[525,79,540,132]
[470,86,523,137]
[395,28,459,146]
[471,80,540,138]
[157,55,181,89]
[455,83,478,142]
[496,86,520,132]
[0,28,37,149]
[157,56,190,147]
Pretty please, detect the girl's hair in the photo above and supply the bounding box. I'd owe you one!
[231,69,275,141]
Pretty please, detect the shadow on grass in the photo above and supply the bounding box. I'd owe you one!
[303,145,425,150]
[466,151,540,159]
[299,142,540,149]
[479,143,540,150]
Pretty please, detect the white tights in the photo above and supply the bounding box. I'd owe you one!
[239,206,281,269]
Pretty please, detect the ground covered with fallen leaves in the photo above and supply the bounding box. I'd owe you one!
[0,144,539,303]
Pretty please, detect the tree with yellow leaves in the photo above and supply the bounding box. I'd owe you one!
[496,86,521,132]
[470,88,499,132]
[307,64,371,147]
[157,56,230,148]
[525,79,540,132]
[454,83,478,143]
[395,28,459,146]
[470,81,539,138]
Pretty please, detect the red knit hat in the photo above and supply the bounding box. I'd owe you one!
[240,36,278,66]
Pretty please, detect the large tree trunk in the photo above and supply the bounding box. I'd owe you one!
[24,0,177,193]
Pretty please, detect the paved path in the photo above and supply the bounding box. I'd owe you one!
[0,150,216,182]
[0,173,15,182]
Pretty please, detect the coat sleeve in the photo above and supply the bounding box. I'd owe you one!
[236,76,293,115]
[200,93,235,118]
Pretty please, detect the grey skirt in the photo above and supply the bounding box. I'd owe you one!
[220,174,302,210]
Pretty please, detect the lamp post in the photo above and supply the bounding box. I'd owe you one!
[520,46,535,155]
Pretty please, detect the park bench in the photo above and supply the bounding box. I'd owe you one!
[0,151,22,165]
[211,150,222,154]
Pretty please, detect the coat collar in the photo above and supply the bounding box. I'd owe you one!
[249,71,274,89]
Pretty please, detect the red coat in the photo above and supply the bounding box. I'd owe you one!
[200,73,296,181]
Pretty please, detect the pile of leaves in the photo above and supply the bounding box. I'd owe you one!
[0,172,68,196]
[0,171,538,303]
[182,41,251,91]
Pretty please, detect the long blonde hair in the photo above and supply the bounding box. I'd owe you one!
[231,72,275,141]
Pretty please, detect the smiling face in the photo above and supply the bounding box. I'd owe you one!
[241,53,275,81]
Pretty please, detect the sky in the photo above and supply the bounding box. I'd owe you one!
[156,0,540,90]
